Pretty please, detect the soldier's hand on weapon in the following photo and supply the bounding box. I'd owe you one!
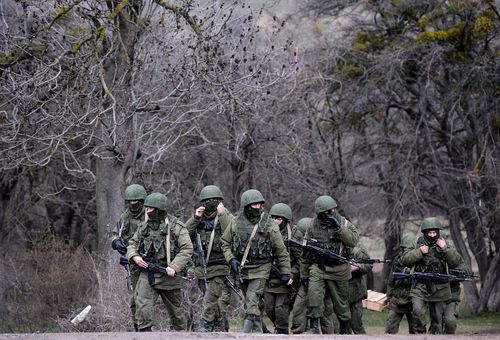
[420,244,429,254]
[217,202,225,214]
[229,258,241,276]
[166,266,176,277]
[280,274,291,285]
[436,238,447,249]
[112,239,127,255]
[195,206,205,217]
[300,277,309,288]
[132,255,148,269]
[351,264,359,272]
[119,255,129,266]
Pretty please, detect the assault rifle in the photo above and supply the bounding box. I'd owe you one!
[392,271,472,294]
[448,269,479,280]
[287,238,359,270]
[352,258,392,265]
[270,265,300,298]
[195,232,209,289]
[139,253,188,286]
[224,276,244,300]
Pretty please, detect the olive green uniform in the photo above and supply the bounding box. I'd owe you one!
[385,251,416,334]
[302,215,359,327]
[185,208,233,331]
[221,211,291,332]
[263,224,302,333]
[346,243,372,334]
[127,216,193,331]
[111,207,145,327]
[401,236,462,334]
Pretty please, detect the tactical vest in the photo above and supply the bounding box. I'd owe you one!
[415,236,448,273]
[119,208,145,242]
[194,218,226,266]
[231,212,273,265]
[139,217,180,266]
[309,217,352,265]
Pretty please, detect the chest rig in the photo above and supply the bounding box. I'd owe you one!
[119,208,145,243]
[139,218,179,265]
[415,236,448,274]
[195,217,226,266]
[309,218,352,264]
[231,212,273,265]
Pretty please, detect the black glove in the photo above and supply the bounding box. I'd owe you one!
[300,277,309,288]
[112,239,127,255]
[119,255,129,266]
[229,258,241,276]
[280,274,290,284]
[319,212,341,230]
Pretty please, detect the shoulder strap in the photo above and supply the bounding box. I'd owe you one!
[166,217,171,265]
[240,214,263,268]
[205,215,219,263]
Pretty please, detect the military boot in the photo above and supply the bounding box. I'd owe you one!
[252,315,263,333]
[138,326,152,332]
[339,320,351,334]
[242,314,255,333]
[308,318,320,334]
[199,319,215,332]
[275,327,288,334]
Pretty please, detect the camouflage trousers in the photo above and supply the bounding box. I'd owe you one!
[134,273,186,331]
[291,285,337,334]
[430,300,459,334]
[241,278,267,316]
[264,291,291,332]
[198,276,231,329]
[385,306,416,334]
[126,266,140,327]
[412,296,444,334]
[347,299,366,334]
[307,274,350,322]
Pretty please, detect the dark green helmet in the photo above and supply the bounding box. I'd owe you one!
[269,203,292,221]
[144,193,169,211]
[296,217,312,234]
[199,185,224,202]
[240,189,265,207]
[420,217,443,232]
[124,184,147,201]
[314,195,338,214]
[400,232,416,248]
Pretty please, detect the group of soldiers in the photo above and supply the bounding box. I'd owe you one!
[110,184,471,334]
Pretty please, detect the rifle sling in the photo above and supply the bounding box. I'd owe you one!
[166,217,171,266]
[240,214,263,268]
[205,215,219,264]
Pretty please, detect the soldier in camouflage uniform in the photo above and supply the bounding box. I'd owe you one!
[185,185,233,332]
[264,203,302,334]
[127,193,193,332]
[301,195,359,334]
[346,242,372,334]
[429,231,466,334]
[111,184,147,331]
[221,189,291,333]
[385,232,417,334]
[401,217,462,334]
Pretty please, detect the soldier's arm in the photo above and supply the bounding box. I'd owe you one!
[399,245,422,267]
[217,208,234,232]
[184,215,199,239]
[338,217,359,247]
[111,214,125,242]
[220,218,236,262]
[354,244,373,275]
[270,223,291,275]
[290,229,303,277]
[127,225,142,261]
[169,224,194,273]
[443,246,464,268]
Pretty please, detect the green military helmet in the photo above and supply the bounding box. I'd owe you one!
[420,217,443,233]
[240,189,265,207]
[124,184,147,201]
[269,203,292,221]
[296,217,312,234]
[314,195,338,214]
[144,192,169,211]
[199,185,224,202]
[400,232,416,248]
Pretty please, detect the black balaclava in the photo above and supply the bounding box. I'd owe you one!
[202,199,220,219]
[147,208,166,229]
[424,230,440,245]
[128,200,144,216]
[244,205,263,225]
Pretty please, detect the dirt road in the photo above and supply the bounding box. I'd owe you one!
[1,332,500,340]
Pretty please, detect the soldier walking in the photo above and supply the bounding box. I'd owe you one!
[127,193,193,331]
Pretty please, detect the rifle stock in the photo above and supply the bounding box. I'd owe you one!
[196,232,209,289]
